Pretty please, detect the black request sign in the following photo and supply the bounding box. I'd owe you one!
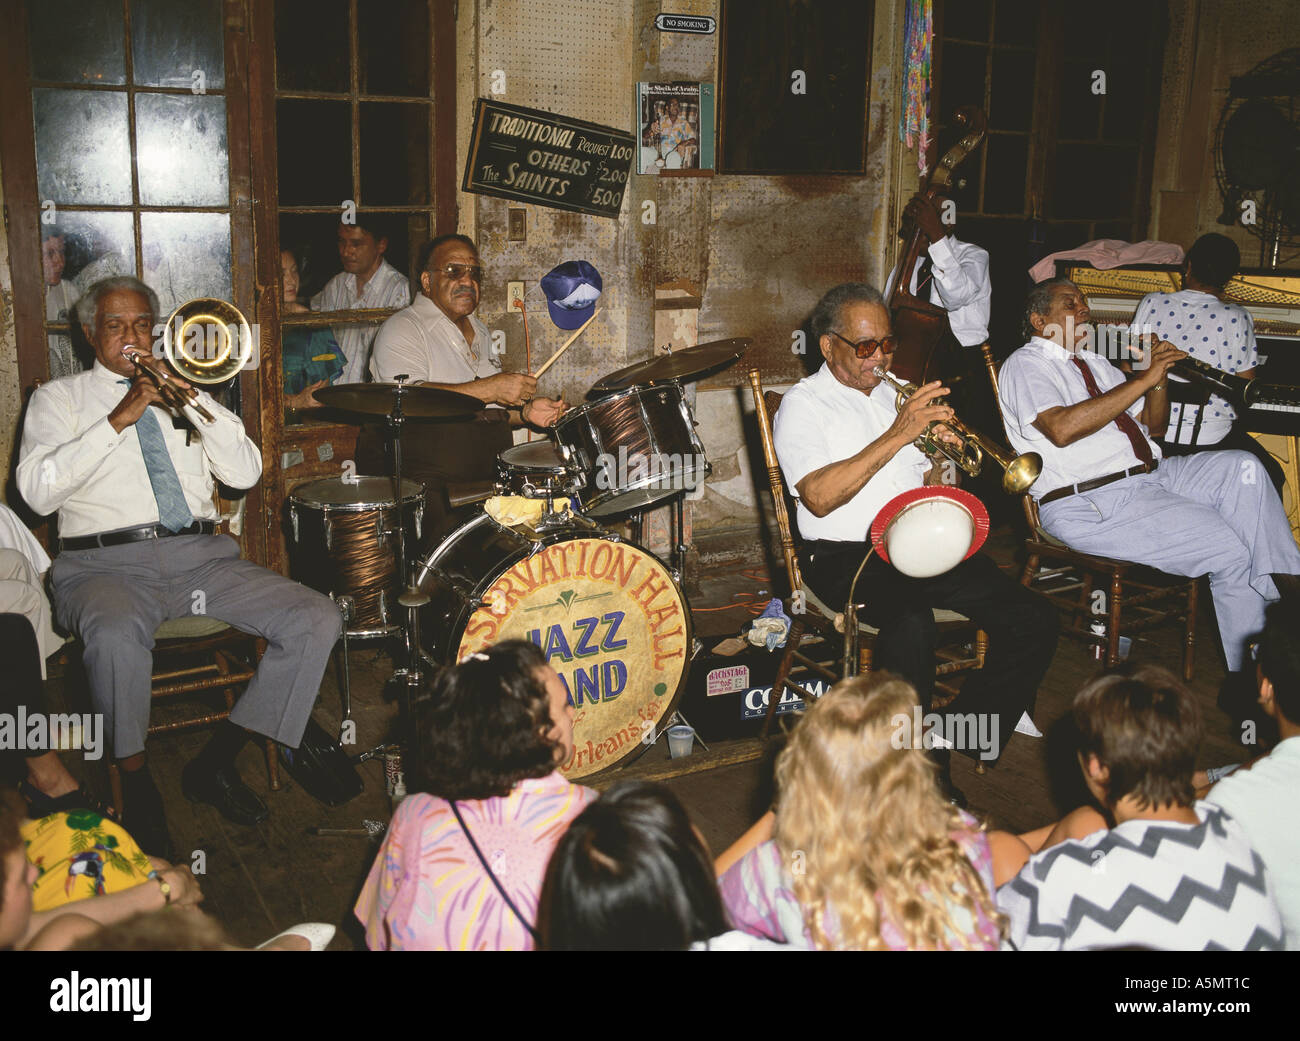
[463,99,636,219]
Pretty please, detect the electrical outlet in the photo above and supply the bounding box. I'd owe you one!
[507,282,525,311]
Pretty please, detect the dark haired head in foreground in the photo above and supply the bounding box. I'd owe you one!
[1073,663,1202,810]
[538,781,729,950]
[413,639,572,800]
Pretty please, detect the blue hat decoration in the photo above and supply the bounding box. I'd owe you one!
[540,260,602,330]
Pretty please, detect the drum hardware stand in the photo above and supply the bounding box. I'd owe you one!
[672,492,687,582]
[382,375,433,731]
[335,595,355,722]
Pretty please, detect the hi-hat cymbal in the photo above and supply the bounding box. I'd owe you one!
[315,383,484,419]
[591,338,751,393]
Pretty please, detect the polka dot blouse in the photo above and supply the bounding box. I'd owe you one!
[1131,289,1257,439]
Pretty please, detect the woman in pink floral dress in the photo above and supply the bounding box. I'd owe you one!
[355,640,592,950]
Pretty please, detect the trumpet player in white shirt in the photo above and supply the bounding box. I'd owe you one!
[16,276,341,856]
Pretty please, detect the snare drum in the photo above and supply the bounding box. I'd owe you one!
[495,441,586,502]
[552,383,710,517]
[288,476,424,638]
[414,509,691,779]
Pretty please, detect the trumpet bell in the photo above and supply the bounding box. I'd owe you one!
[1002,451,1043,494]
[163,298,253,384]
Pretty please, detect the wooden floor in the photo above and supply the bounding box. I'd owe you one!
[39,526,1248,949]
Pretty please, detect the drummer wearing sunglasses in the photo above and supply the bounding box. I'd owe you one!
[371,235,565,428]
[364,235,567,535]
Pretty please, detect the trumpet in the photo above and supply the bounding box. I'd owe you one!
[872,366,1042,494]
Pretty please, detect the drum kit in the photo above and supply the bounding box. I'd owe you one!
[295,338,748,779]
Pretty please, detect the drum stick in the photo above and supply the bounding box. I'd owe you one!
[533,308,600,378]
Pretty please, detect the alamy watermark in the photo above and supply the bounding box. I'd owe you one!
[0,709,104,761]
[594,446,708,500]
[890,706,1001,762]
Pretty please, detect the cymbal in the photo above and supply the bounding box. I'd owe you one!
[314,383,483,419]
[591,338,751,393]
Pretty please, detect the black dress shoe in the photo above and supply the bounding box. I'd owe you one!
[182,760,269,825]
[122,802,174,861]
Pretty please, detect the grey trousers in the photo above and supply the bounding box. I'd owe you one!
[1039,449,1300,672]
[51,534,341,759]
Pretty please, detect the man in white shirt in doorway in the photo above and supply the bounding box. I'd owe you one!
[311,217,411,384]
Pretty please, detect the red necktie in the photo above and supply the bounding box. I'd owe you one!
[1071,356,1154,466]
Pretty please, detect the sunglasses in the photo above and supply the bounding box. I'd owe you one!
[829,329,896,359]
[439,263,483,282]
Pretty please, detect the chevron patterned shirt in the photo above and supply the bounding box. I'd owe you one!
[998,802,1283,951]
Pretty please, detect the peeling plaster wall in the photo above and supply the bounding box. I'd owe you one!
[1149,0,1300,258]
[459,0,908,555]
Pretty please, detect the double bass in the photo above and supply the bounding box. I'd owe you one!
[887,106,988,393]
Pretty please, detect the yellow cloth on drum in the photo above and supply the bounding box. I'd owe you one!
[485,495,571,528]
[22,810,155,911]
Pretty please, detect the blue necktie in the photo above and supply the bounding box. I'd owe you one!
[120,380,195,532]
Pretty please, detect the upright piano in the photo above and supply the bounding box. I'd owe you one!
[1064,264,1300,539]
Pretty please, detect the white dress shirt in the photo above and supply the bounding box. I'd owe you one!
[772,362,929,542]
[311,259,411,384]
[884,235,992,347]
[1131,289,1257,445]
[16,362,262,538]
[370,294,501,407]
[1207,736,1300,950]
[998,336,1162,498]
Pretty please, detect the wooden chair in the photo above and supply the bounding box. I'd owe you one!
[103,498,283,816]
[979,349,1199,679]
[748,369,986,737]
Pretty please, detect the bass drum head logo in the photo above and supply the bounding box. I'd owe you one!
[456,537,689,779]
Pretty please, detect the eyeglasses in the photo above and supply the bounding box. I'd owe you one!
[438,263,483,282]
[828,330,896,359]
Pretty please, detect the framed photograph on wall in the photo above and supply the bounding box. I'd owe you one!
[636,81,715,174]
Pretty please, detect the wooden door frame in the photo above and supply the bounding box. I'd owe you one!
[247,0,458,575]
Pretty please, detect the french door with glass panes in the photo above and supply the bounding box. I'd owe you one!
[3,0,456,569]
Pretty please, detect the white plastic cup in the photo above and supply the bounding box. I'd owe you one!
[666,725,695,759]
[1118,636,1132,660]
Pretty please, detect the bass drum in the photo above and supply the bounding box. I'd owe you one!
[414,510,692,780]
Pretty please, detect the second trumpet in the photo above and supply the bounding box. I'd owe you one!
[873,366,1041,494]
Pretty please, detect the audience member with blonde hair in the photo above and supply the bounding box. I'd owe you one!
[717,673,1004,950]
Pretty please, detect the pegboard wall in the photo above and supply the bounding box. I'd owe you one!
[470,0,644,409]
[476,0,634,132]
